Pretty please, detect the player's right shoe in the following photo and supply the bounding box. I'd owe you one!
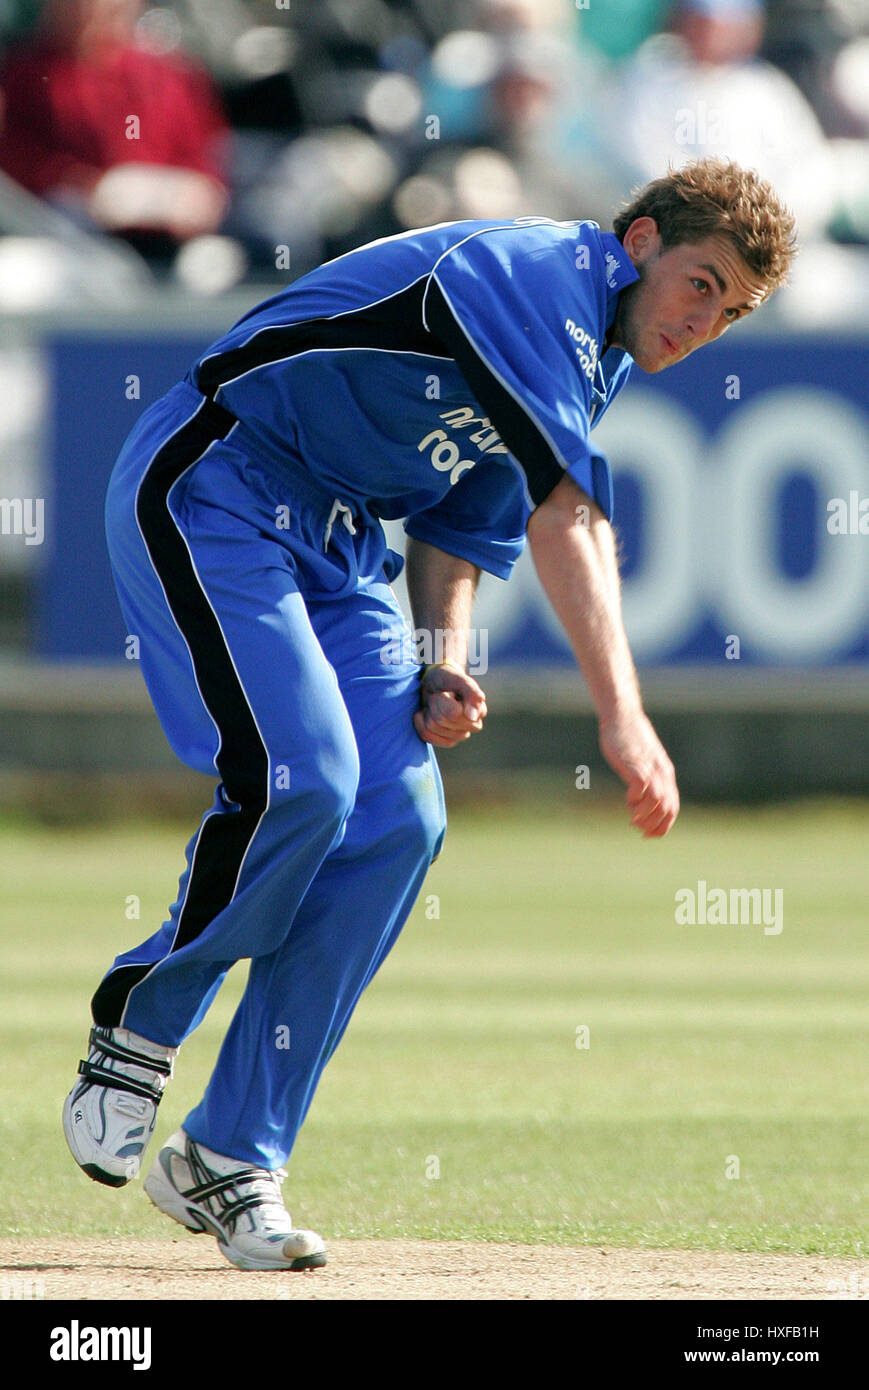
[62,1025,177,1188]
[144,1129,327,1271]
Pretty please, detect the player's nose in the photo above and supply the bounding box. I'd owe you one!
[685,305,719,343]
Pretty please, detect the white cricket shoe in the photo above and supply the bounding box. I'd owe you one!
[144,1129,327,1272]
[63,1025,177,1187]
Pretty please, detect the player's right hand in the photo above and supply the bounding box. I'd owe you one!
[598,705,680,838]
[414,662,487,749]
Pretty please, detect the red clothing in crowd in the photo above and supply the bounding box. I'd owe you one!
[0,39,229,196]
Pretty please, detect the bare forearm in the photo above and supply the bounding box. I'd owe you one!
[404,537,487,746]
[405,536,481,669]
[527,477,641,718]
[527,473,678,835]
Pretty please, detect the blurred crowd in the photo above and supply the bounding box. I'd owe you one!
[0,0,867,297]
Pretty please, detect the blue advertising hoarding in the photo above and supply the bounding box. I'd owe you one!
[37,331,869,667]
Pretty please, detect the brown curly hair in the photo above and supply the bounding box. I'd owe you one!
[612,159,798,295]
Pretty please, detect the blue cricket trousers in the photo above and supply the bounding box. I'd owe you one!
[95,380,447,1169]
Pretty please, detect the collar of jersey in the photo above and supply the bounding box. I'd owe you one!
[599,231,640,298]
[594,233,637,404]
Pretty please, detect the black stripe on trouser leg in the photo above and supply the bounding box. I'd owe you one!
[92,400,269,1026]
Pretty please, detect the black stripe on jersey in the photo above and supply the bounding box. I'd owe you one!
[195,269,565,509]
[91,398,269,1028]
[423,277,566,508]
[194,276,450,398]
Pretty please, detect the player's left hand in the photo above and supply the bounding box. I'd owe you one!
[414,661,487,748]
[598,704,680,838]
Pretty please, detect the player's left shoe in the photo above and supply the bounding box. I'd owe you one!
[143,1129,327,1272]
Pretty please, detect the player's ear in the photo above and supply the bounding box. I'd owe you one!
[622,217,661,265]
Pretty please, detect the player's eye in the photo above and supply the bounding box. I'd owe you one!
[693,276,740,323]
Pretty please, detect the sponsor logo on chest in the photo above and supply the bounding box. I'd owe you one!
[416,406,508,486]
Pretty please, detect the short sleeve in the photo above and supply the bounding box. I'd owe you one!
[421,222,613,517]
[403,454,530,580]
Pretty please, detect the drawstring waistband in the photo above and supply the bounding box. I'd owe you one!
[323,499,357,550]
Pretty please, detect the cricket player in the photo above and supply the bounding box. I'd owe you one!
[63,158,796,1271]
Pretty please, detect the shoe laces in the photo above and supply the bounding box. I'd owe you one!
[241,1168,293,1235]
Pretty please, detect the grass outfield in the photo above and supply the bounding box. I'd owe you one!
[1,798,866,1255]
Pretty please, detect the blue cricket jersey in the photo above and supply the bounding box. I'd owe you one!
[189,217,639,580]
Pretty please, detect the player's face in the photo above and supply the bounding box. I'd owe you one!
[610,220,769,373]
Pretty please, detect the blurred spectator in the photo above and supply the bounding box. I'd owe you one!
[390,3,610,230]
[0,0,230,262]
[597,0,856,242]
[574,0,671,62]
[763,0,869,137]
[182,0,420,276]
[0,0,863,292]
